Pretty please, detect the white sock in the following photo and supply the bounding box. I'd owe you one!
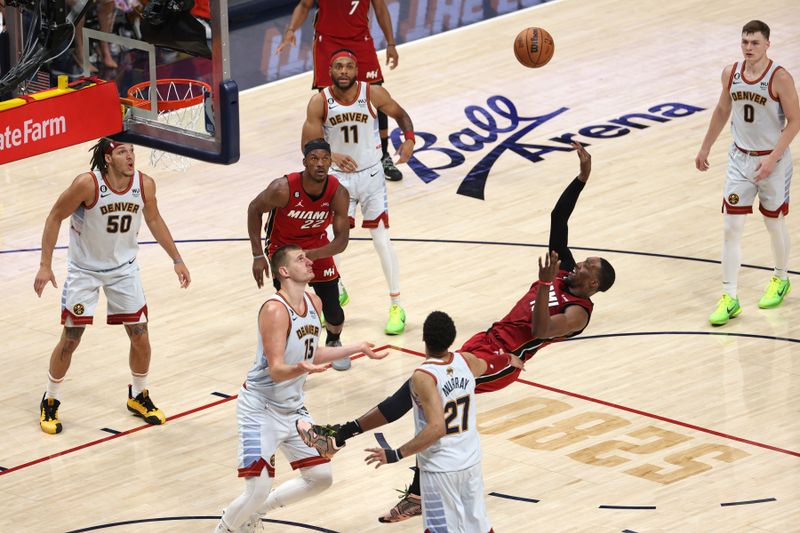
[722,214,746,298]
[257,464,332,514]
[369,223,401,305]
[46,372,63,401]
[218,469,273,530]
[763,214,790,280]
[131,371,148,398]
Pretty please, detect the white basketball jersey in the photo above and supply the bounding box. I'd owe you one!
[244,292,321,411]
[413,352,481,473]
[729,60,786,151]
[322,82,381,171]
[68,170,144,271]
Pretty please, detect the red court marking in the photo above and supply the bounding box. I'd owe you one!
[389,345,800,459]
[0,345,391,477]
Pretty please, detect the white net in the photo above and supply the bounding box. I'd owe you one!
[127,79,211,172]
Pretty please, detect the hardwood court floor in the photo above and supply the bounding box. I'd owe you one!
[1,0,798,531]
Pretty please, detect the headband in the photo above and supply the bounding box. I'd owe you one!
[104,141,121,155]
[303,138,331,156]
[330,50,357,66]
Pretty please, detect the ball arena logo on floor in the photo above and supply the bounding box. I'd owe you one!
[0,117,67,151]
[390,96,706,199]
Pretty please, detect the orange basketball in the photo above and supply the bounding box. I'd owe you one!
[513,27,555,68]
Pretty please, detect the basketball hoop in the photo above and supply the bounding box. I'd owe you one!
[122,78,213,171]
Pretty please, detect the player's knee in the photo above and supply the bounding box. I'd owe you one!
[323,302,344,327]
[377,379,413,422]
[61,327,85,352]
[303,463,333,492]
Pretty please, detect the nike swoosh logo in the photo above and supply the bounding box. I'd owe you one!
[370,170,379,177]
[100,193,111,198]
[777,286,788,297]
[727,305,737,313]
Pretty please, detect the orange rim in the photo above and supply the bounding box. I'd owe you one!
[124,78,211,112]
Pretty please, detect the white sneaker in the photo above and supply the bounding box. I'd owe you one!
[240,513,264,532]
[327,339,351,371]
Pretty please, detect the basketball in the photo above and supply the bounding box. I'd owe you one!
[513,27,555,68]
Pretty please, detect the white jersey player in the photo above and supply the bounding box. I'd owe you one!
[695,20,800,326]
[303,49,416,336]
[215,244,387,533]
[34,139,190,435]
[365,311,493,533]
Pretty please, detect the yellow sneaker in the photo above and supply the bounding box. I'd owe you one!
[385,304,406,335]
[758,276,791,309]
[708,294,741,326]
[127,386,166,425]
[40,394,62,434]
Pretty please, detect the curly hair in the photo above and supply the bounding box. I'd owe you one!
[423,311,457,354]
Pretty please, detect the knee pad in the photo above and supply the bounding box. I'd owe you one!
[377,379,413,423]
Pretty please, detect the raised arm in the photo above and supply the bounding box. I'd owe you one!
[695,65,734,172]
[275,0,314,54]
[548,142,591,272]
[247,177,290,288]
[368,85,414,163]
[371,0,398,69]
[755,67,800,182]
[305,185,351,260]
[34,173,96,296]
[141,174,190,288]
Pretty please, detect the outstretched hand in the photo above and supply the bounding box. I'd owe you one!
[572,142,591,182]
[538,251,560,283]
[364,447,390,468]
[361,342,389,360]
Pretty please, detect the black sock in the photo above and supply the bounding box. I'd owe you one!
[381,136,389,158]
[409,466,420,496]
[336,419,362,446]
[326,329,341,344]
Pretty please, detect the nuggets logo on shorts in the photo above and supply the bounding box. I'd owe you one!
[728,193,740,205]
[73,303,85,315]
[269,455,276,467]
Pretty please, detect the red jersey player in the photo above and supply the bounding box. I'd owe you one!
[275,0,406,181]
[247,139,354,371]
[296,143,617,521]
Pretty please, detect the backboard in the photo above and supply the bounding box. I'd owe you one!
[0,0,239,164]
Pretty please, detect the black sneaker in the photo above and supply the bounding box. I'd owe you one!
[382,155,403,181]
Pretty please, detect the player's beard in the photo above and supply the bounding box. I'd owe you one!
[335,76,356,90]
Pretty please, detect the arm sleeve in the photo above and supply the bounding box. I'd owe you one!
[548,177,586,273]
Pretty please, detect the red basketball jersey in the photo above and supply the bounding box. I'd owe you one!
[265,173,340,253]
[490,271,594,357]
[314,0,371,39]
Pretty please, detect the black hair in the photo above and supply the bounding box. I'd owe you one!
[89,137,115,173]
[598,258,616,292]
[303,138,331,156]
[423,311,457,354]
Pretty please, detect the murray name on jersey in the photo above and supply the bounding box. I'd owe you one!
[442,372,471,396]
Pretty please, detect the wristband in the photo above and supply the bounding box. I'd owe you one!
[254,253,267,260]
[538,280,553,286]
[403,130,415,144]
[173,258,183,265]
[385,448,403,463]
